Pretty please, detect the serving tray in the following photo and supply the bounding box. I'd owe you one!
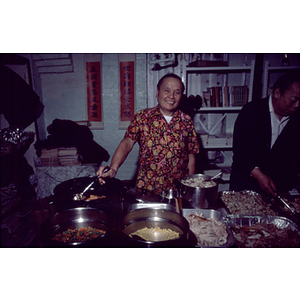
[182,208,236,248]
[222,214,300,248]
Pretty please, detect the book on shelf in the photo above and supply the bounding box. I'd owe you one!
[203,90,210,107]
[202,86,249,108]
[223,86,228,107]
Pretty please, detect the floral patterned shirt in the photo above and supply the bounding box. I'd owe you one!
[125,105,200,195]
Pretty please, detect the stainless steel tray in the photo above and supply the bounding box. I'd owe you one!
[223,214,300,231]
[182,209,235,248]
[183,208,225,219]
[222,215,300,247]
[219,190,278,216]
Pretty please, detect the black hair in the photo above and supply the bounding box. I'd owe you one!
[156,73,185,93]
[273,70,300,95]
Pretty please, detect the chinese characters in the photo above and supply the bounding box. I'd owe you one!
[86,62,101,122]
[120,61,134,122]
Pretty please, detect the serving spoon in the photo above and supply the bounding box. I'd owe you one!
[203,171,223,183]
[73,166,110,201]
[274,191,300,219]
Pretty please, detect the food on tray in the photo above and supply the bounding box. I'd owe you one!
[181,177,217,188]
[81,194,106,201]
[129,226,180,241]
[221,191,277,215]
[186,212,228,247]
[52,226,106,243]
[229,223,300,248]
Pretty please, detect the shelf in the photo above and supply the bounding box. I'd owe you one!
[199,134,233,149]
[184,58,256,169]
[267,65,300,71]
[196,107,242,112]
[186,65,253,72]
[203,144,233,149]
[185,60,255,106]
[262,61,300,98]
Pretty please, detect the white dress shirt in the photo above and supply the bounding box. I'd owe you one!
[269,94,290,148]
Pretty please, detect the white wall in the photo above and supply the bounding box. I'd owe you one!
[92,53,148,180]
[13,53,300,182]
[35,53,147,181]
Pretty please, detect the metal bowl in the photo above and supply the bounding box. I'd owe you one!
[180,174,218,209]
[40,207,114,247]
[119,208,190,247]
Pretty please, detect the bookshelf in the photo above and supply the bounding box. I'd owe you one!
[262,60,300,98]
[183,59,255,182]
[184,59,255,148]
[185,60,255,107]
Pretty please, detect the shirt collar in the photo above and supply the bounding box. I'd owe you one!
[151,105,180,118]
[268,94,274,113]
[268,94,289,122]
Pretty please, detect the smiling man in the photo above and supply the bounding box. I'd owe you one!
[230,71,300,196]
[156,73,184,116]
[97,73,200,195]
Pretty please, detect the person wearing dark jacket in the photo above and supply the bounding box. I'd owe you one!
[230,71,300,196]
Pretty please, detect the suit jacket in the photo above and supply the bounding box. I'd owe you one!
[230,97,300,193]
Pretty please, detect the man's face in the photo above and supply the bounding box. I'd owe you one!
[273,82,300,117]
[156,77,183,116]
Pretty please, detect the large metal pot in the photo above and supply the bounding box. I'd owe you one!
[119,208,190,247]
[40,207,114,247]
[180,174,218,209]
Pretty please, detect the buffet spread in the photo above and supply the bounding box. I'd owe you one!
[35,175,300,248]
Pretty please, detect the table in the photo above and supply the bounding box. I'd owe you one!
[35,164,97,199]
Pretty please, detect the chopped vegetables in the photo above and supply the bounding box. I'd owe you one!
[52,226,106,243]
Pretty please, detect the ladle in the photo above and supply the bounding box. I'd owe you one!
[73,166,110,201]
[203,171,223,183]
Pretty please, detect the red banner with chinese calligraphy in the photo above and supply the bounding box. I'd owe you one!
[86,62,102,122]
[120,61,134,123]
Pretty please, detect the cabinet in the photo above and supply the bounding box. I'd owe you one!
[183,60,255,171]
[262,60,300,98]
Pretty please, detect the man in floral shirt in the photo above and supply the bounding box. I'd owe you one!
[97,73,200,195]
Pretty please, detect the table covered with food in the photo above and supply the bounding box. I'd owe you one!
[33,173,300,248]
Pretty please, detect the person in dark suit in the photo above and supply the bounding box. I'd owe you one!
[230,71,300,196]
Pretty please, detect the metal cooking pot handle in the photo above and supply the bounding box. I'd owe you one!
[211,171,223,181]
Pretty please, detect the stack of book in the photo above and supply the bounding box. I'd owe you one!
[202,86,249,107]
[40,147,81,167]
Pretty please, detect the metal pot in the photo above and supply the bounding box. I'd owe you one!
[127,203,177,213]
[180,174,218,209]
[119,208,190,247]
[40,207,114,247]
